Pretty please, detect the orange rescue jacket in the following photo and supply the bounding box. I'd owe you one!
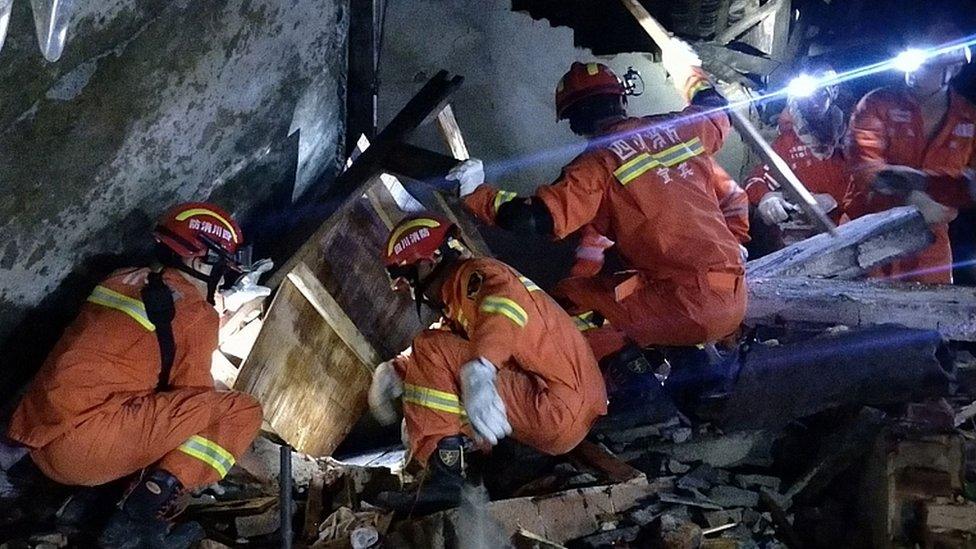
[439,257,606,416]
[8,268,218,449]
[745,106,849,222]
[465,104,744,284]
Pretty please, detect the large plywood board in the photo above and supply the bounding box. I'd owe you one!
[236,263,379,456]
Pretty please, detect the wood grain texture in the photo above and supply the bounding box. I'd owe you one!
[236,263,375,456]
[746,207,933,279]
[746,277,976,341]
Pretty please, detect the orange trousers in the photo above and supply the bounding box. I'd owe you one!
[30,389,262,490]
[554,271,746,361]
[398,330,602,465]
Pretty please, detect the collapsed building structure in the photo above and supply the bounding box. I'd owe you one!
[2,0,976,547]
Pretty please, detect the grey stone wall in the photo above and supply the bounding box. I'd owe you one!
[0,0,348,397]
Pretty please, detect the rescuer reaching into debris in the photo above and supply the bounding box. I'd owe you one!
[844,15,976,284]
[746,62,850,248]
[448,44,746,381]
[369,214,607,512]
[0,202,268,547]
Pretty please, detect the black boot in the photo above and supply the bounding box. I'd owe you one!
[603,344,667,406]
[98,469,204,549]
[376,436,466,515]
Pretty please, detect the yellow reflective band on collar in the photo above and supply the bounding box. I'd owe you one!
[403,383,466,415]
[386,218,442,255]
[177,435,236,478]
[687,79,713,99]
[87,286,156,331]
[518,276,542,292]
[493,190,519,214]
[174,208,239,243]
[572,311,601,332]
[480,296,528,327]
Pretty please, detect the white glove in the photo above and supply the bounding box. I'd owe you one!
[220,259,273,313]
[369,360,403,425]
[757,192,798,225]
[460,357,511,446]
[906,190,957,225]
[813,193,838,214]
[661,38,702,89]
[447,158,485,198]
[739,244,749,263]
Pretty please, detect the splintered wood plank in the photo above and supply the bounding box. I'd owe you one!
[305,194,438,359]
[746,277,976,341]
[236,262,375,456]
[746,207,933,279]
[570,441,645,483]
[433,104,493,256]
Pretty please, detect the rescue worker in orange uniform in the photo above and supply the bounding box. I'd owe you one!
[569,162,749,278]
[3,203,267,547]
[369,214,607,511]
[746,64,850,244]
[844,20,976,284]
[448,49,746,364]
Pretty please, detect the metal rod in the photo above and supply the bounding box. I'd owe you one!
[280,444,293,549]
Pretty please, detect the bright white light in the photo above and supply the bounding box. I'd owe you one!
[787,74,819,98]
[893,49,927,73]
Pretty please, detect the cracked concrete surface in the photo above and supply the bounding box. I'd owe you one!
[0,0,347,385]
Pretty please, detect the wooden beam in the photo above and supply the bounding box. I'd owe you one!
[713,0,787,45]
[709,326,951,431]
[746,277,976,341]
[746,207,933,279]
[346,0,378,157]
[695,42,781,76]
[378,70,464,142]
[436,104,470,160]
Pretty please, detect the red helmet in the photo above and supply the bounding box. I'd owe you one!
[153,202,244,267]
[555,62,625,120]
[384,214,458,289]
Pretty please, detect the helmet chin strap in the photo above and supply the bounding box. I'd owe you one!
[408,253,456,320]
[175,260,227,305]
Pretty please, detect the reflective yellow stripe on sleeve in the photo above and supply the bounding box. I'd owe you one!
[572,311,602,332]
[87,286,156,331]
[177,435,236,478]
[492,190,519,214]
[403,383,466,415]
[480,296,528,327]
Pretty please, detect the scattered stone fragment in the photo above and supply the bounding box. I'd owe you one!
[566,525,640,548]
[706,486,760,509]
[659,491,723,510]
[703,509,743,528]
[657,513,703,549]
[668,459,692,474]
[734,474,781,492]
[676,473,712,492]
[627,502,664,527]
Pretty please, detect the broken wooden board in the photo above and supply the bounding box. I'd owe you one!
[391,476,673,547]
[747,277,976,341]
[746,206,933,279]
[236,263,379,456]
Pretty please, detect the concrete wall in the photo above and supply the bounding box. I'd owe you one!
[377,0,747,283]
[378,0,747,194]
[0,0,347,396]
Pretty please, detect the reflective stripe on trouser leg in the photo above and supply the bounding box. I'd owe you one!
[177,435,236,478]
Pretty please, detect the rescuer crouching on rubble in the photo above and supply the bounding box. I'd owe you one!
[446,43,746,390]
[0,202,269,547]
[369,214,607,512]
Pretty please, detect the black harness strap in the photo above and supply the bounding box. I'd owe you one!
[142,269,177,392]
